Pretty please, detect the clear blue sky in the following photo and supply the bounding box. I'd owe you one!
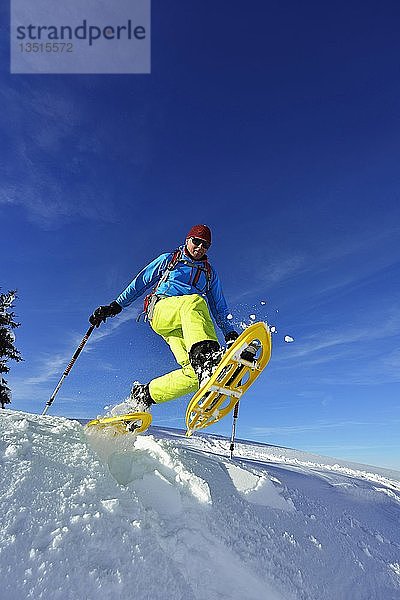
[2,1,399,470]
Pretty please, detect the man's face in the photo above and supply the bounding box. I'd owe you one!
[186,237,210,259]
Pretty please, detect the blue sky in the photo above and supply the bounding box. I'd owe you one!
[2,1,400,470]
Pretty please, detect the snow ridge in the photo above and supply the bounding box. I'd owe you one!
[1,410,399,600]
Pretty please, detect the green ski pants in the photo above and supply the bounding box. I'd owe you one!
[148,294,218,403]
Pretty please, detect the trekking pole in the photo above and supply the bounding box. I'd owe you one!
[228,341,259,458]
[229,401,240,459]
[42,325,95,415]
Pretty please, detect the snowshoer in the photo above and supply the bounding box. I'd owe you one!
[89,225,239,415]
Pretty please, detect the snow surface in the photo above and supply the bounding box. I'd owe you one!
[1,410,399,600]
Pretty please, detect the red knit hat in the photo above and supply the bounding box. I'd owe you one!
[186,224,212,245]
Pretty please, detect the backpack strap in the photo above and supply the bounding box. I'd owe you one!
[205,261,212,290]
[192,258,212,291]
[138,249,182,322]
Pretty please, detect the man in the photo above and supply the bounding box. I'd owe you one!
[89,224,239,415]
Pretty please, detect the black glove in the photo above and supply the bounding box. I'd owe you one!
[225,330,239,348]
[89,301,122,327]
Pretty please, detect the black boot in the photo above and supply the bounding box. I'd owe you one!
[129,382,154,412]
[189,340,223,387]
[110,382,154,416]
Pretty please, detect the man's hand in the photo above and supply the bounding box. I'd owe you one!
[89,301,122,328]
[225,331,239,348]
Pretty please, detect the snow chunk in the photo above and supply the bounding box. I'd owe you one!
[101,499,120,513]
[389,563,400,578]
[134,436,212,505]
[284,335,295,343]
[5,444,19,458]
[225,463,294,511]
[15,419,29,432]
[283,531,297,546]
[309,536,322,550]
[373,487,400,503]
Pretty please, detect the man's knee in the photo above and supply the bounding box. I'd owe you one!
[180,294,208,313]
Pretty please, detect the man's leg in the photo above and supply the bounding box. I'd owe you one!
[149,333,198,403]
[149,295,219,403]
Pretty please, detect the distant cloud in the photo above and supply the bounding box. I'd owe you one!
[261,254,307,285]
[86,309,138,345]
[23,354,69,386]
[230,220,400,306]
[274,305,400,362]
[249,418,399,437]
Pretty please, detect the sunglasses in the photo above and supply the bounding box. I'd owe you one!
[191,237,211,250]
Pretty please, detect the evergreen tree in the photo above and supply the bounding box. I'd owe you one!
[0,290,22,408]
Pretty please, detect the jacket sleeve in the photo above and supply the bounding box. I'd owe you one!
[116,253,172,308]
[206,266,235,337]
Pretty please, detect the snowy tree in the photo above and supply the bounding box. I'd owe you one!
[0,290,22,408]
[0,377,12,408]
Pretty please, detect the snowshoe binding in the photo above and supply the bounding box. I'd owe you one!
[189,340,224,388]
[110,382,154,417]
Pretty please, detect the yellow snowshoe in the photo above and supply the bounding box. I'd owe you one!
[185,322,271,436]
[86,412,152,435]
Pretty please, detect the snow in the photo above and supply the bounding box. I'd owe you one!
[1,410,400,600]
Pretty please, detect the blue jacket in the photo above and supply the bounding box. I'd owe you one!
[116,246,234,337]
